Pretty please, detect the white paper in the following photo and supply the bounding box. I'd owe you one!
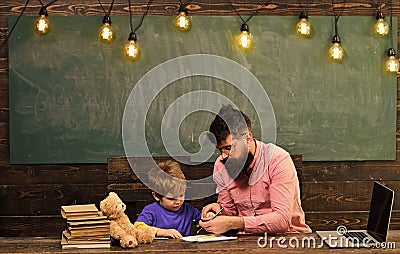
[181,234,237,243]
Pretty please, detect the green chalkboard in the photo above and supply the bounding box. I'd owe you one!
[9,16,397,163]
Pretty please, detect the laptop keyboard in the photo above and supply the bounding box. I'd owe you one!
[344,231,374,245]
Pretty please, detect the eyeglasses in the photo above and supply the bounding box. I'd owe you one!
[218,145,233,155]
[217,133,248,155]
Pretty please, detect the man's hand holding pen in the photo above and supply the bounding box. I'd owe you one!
[199,203,245,235]
[197,207,224,234]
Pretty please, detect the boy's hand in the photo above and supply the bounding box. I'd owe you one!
[156,228,182,239]
[201,203,221,221]
[206,211,216,218]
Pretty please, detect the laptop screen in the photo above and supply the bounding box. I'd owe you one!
[367,182,394,242]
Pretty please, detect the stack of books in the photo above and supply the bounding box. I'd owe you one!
[60,204,111,249]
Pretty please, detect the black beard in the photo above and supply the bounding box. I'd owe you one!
[222,152,254,180]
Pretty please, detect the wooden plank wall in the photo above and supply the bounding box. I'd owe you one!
[106,155,303,221]
[107,156,216,221]
[0,0,399,236]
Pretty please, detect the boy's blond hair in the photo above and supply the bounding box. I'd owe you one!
[148,160,186,198]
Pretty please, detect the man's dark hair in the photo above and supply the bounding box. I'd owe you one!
[208,104,251,144]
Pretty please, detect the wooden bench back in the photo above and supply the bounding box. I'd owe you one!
[107,155,302,220]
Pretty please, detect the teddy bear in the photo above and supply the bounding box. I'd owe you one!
[100,192,155,248]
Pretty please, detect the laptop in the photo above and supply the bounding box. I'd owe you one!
[316,181,394,248]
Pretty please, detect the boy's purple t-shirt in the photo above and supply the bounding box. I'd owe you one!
[136,202,201,236]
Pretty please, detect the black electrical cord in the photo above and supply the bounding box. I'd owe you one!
[0,0,31,50]
[228,0,267,24]
[38,0,58,8]
[97,0,115,16]
[133,0,154,33]
[388,0,394,49]
[331,0,346,36]
[297,0,308,14]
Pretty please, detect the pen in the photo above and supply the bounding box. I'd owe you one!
[196,207,224,234]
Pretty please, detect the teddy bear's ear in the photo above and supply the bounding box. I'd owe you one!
[100,193,111,212]
[100,200,111,215]
[109,192,122,202]
[99,198,106,211]
[109,192,118,197]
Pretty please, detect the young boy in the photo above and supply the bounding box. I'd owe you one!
[133,160,202,239]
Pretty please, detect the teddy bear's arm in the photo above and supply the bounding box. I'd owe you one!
[110,221,126,240]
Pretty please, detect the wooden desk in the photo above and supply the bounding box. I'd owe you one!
[0,232,399,253]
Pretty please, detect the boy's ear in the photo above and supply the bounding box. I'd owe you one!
[151,191,160,201]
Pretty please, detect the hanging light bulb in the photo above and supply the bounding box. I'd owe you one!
[99,15,114,43]
[174,4,191,32]
[329,35,344,61]
[296,11,311,38]
[238,23,252,50]
[125,32,141,60]
[374,11,389,36]
[34,6,50,35]
[385,48,399,74]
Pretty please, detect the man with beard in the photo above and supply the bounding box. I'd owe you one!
[199,105,311,235]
